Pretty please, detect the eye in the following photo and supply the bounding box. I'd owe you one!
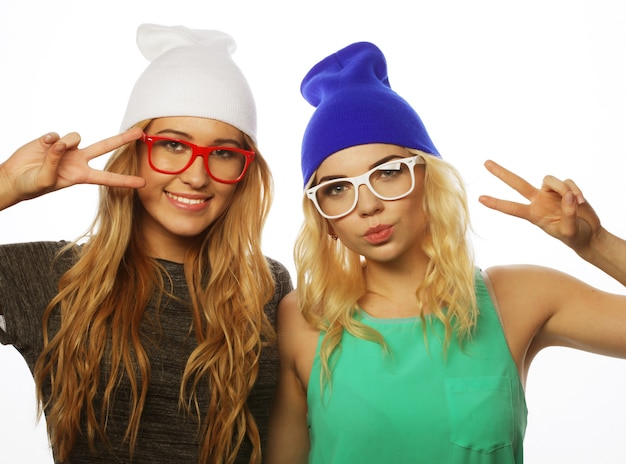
[210,149,239,159]
[154,139,189,154]
[373,161,404,180]
[320,180,352,198]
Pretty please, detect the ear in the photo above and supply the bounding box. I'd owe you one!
[327,223,338,241]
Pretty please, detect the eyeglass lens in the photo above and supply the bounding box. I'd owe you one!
[150,139,247,181]
[314,159,414,218]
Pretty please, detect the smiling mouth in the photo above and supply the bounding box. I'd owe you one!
[165,192,208,205]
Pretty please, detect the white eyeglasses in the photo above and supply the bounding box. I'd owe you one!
[306,155,424,219]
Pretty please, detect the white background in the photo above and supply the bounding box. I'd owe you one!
[1,0,626,462]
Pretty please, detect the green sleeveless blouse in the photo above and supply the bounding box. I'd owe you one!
[307,271,527,463]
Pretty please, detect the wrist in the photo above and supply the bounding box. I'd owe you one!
[0,163,20,210]
[576,226,610,263]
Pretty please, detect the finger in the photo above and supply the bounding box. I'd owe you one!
[559,191,579,237]
[81,127,144,161]
[86,170,146,189]
[542,175,586,205]
[37,136,75,186]
[41,132,61,146]
[483,160,537,200]
[478,195,531,220]
[540,174,569,191]
[57,132,82,151]
[563,178,586,204]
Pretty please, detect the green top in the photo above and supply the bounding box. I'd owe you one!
[307,270,527,463]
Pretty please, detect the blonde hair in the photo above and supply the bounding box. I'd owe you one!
[294,150,477,384]
[34,120,275,464]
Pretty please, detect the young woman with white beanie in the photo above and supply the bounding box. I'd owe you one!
[0,23,292,464]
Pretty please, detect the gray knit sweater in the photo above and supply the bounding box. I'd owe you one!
[0,241,292,463]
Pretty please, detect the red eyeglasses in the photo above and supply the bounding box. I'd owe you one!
[141,133,255,184]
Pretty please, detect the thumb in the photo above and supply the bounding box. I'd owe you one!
[559,191,578,237]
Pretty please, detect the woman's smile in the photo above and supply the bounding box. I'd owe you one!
[165,190,211,210]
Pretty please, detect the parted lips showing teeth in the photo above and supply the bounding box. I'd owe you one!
[165,192,208,205]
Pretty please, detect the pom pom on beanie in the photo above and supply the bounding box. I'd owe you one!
[300,41,439,186]
[120,24,257,143]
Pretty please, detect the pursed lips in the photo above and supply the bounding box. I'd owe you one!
[363,224,393,244]
[364,224,391,236]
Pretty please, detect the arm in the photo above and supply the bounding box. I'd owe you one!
[0,128,146,211]
[266,291,315,464]
[485,265,626,383]
[479,160,626,286]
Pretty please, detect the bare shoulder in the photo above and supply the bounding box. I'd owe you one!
[277,290,316,334]
[483,263,600,322]
[276,290,298,325]
[485,263,571,286]
[484,264,626,369]
[482,264,587,375]
[484,264,585,303]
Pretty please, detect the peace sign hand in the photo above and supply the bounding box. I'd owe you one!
[478,159,600,252]
[0,128,145,210]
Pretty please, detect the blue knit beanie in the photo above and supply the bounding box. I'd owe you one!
[300,41,440,186]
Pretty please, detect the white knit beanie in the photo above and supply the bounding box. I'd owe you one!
[120,23,257,143]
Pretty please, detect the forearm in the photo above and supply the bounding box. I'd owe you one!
[577,227,626,287]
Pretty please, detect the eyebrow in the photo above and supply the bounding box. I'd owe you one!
[317,154,405,184]
[153,129,244,147]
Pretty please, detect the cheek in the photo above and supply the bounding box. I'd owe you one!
[403,194,427,228]
[327,218,353,241]
[203,181,240,220]
[137,152,171,189]
[216,184,239,207]
[409,170,426,212]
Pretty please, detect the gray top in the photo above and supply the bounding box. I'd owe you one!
[0,241,293,463]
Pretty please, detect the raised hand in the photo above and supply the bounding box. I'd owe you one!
[478,159,600,252]
[0,128,145,210]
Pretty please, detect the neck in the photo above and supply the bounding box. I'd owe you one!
[360,252,430,318]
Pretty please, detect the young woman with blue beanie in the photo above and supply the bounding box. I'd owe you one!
[266,41,626,463]
[0,24,292,464]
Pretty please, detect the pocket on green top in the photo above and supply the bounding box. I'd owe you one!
[445,376,514,453]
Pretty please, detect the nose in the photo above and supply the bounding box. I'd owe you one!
[179,155,210,188]
[355,183,383,217]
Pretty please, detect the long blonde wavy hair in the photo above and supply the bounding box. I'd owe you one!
[33,120,276,464]
[294,150,478,384]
